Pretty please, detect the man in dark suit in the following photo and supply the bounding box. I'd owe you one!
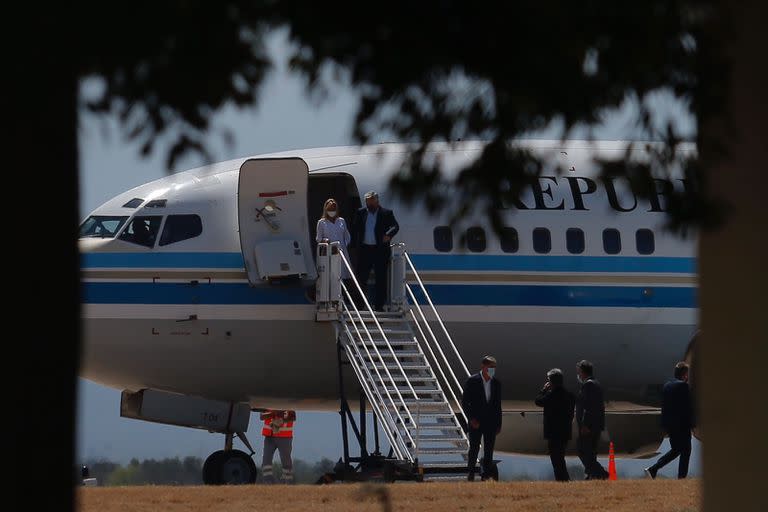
[575,359,609,480]
[644,361,696,479]
[350,191,399,311]
[535,368,576,481]
[461,355,502,481]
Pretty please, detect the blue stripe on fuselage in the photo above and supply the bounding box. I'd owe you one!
[81,252,696,274]
[82,282,696,308]
[408,254,696,273]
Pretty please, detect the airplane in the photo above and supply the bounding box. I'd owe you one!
[79,139,698,483]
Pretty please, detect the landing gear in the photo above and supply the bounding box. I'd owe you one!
[202,432,258,485]
[203,449,257,485]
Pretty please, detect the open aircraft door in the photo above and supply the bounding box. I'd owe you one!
[238,158,316,284]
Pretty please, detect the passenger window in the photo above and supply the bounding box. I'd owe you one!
[533,228,551,254]
[119,216,162,248]
[500,227,519,253]
[433,226,453,252]
[159,215,203,246]
[466,227,486,252]
[603,228,622,254]
[636,229,655,255]
[566,228,585,254]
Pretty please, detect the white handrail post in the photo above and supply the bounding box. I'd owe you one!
[388,243,407,313]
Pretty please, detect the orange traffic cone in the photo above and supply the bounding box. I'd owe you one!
[608,441,617,480]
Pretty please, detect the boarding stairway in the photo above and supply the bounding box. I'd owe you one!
[315,242,472,481]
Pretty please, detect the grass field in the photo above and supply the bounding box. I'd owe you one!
[79,479,700,512]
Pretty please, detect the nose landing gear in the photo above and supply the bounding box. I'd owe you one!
[202,432,258,485]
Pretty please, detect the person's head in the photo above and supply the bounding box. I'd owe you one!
[323,198,338,220]
[546,368,564,388]
[674,361,689,382]
[481,355,497,379]
[364,191,379,212]
[576,360,593,383]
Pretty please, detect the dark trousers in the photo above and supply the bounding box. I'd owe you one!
[649,431,691,478]
[355,245,388,310]
[467,429,497,479]
[577,430,608,479]
[547,438,570,481]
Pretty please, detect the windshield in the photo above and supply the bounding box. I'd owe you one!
[79,216,129,238]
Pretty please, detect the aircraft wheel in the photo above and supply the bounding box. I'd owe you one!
[203,450,257,485]
[203,450,226,484]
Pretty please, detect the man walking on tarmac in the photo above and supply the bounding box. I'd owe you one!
[644,362,696,479]
[575,360,609,480]
[261,409,296,483]
[535,368,577,481]
[462,355,502,481]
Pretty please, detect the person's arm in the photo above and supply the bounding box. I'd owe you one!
[316,219,326,243]
[342,219,351,247]
[534,389,550,407]
[496,381,502,431]
[581,382,597,431]
[384,209,400,240]
[461,379,472,419]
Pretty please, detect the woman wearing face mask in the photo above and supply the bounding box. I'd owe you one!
[316,198,352,278]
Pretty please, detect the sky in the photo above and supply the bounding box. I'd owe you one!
[77,30,699,479]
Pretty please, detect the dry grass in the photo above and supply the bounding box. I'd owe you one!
[79,479,700,512]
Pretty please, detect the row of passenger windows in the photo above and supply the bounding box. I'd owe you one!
[433,226,656,255]
[79,214,203,248]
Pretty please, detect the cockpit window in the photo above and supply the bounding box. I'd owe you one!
[118,216,163,248]
[159,215,203,246]
[79,216,129,238]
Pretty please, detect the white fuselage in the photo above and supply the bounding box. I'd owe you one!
[80,141,697,448]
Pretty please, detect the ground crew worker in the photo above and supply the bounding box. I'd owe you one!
[260,409,296,483]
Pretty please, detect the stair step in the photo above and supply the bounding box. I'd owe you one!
[363,350,422,358]
[412,434,466,442]
[420,461,470,469]
[378,386,441,394]
[413,447,467,455]
[356,339,418,347]
[365,363,430,370]
[422,474,470,481]
[385,375,437,382]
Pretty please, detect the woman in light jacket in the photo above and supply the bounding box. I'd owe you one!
[316,198,352,279]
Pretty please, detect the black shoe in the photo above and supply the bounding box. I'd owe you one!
[644,467,657,479]
[467,472,475,482]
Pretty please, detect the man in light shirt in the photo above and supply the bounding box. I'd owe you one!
[350,191,399,311]
[461,355,502,481]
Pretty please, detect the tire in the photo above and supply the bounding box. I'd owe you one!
[217,450,257,485]
[203,450,226,485]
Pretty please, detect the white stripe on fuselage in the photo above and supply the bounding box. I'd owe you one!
[83,303,695,325]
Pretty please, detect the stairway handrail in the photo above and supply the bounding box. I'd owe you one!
[403,251,470,379]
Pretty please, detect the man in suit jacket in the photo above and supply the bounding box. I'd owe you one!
[461,355,502,481]
[350,191,399,311]
[575,359,609,480]
[535,368,576,481]
[644,361,696,479]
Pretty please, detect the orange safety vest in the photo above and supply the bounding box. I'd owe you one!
[262,414,294,438]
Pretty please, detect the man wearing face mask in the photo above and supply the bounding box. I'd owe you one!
[575,360,609,480]
[461,355,502,481]
[351,191,399,311]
